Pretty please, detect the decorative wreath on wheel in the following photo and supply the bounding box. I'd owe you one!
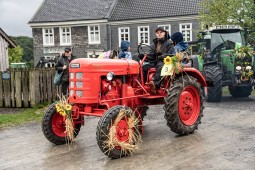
[103,108,142,156]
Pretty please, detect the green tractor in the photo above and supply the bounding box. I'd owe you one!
[192,25,255,102]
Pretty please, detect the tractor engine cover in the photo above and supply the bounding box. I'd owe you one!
[68,58,140,104]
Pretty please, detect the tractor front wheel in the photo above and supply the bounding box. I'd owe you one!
[96,106,141,159]
[164,75,204,135]
[204,65,222,102]
[42,103,81,145]
[229,85,252,98]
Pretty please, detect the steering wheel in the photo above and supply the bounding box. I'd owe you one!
[212,40,236,54]
[137,43,157,62]
[137,43,156,56]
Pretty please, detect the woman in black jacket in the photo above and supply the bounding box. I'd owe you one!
[55,47,76,96]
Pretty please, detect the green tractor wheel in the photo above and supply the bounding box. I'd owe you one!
[204,65,222,102]
[229,85,252,98]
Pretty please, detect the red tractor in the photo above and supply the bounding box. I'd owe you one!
[42,44,207,159]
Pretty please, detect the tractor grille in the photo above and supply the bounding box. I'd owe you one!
[70,82,74,88]
[70,72,75,79]
[69,72,84,97]
[76,82,83,88]
[76,90,83,97]
[76,72,83,79]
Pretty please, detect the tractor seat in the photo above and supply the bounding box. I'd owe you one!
[148,68,156,72]
[145,68,156,83]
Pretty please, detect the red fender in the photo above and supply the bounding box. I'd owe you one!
[181,68,207,87]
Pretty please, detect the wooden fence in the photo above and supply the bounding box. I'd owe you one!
[0,68,62,108]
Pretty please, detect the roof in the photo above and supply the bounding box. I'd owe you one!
[109,0,202,21]
[29,0,116,23]
[0,28,17,48]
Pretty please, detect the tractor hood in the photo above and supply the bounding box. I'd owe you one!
[70,58,140,75]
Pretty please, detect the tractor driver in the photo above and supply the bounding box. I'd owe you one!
[139,27,174,94]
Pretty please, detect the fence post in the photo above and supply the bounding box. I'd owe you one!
[29,69,36,106]
[3,75,11,107]
[15,70,22,107]
[22,69,29,107]
[0,72,3,107]
[11,69,15,107]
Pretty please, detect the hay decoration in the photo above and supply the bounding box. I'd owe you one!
[235,46,254,60]
[103,108,142,156]
[55,95,74,142]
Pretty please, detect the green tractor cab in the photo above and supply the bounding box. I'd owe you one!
[193,25,255,102]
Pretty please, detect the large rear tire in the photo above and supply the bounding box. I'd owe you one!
[204,65,222,102]
[229,85,252,98]
[96,106,141,159]
[42,103,81,145]
[164,75,204,135]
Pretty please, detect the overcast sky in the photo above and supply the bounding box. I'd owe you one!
[0,0,43,37]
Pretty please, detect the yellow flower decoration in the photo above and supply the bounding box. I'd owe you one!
[65,104,72,111]
[248,70,253,77]
[164,56,172,65]
[58,110,66,117]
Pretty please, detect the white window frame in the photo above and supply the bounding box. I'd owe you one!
[138,26,150,45]
[88,25,100,44]
[59,27,71,46]
[118,27,130,47]
[179,23,192,42]
[158,25,171,35]
[42,28,54,46]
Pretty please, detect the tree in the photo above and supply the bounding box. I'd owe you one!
[10,36,33,63]
[199,0,255,29]
[8,45,23,63]
[199,0,255,46]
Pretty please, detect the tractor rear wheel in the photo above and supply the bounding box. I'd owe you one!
[204,65,222,102]
[164,75,204,135]
[96,106,141,159]
[229,85,252,98]
[42,103,81,145]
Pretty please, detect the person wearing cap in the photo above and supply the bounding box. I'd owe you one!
[170,32,189,54]
[55,47,76,96]
[139,27,173,94]
[118,41,132,60]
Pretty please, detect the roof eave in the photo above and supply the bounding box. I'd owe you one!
[0,28,17,48]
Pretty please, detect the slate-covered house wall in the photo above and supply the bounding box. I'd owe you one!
[29,0,202,65]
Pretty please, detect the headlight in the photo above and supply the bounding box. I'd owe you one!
[106,72,115,81]
[236,66,241,71]
[246,66,252,70]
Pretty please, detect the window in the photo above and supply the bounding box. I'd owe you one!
[43,28,54,46]
[88,25,100,44]
[179,23,192,42]
[138,26,150,45]
[60,27,71,46]
[158,25,171,35]
[118,27,130,46]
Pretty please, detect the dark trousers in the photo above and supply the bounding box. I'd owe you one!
[153,61,164,89]
[61,82,69,96]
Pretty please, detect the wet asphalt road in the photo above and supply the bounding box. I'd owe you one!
[1,96,255,170]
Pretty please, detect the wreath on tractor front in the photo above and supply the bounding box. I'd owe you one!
[234,46,255,80]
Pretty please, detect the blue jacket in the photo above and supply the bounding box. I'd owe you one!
[118,51,132,59]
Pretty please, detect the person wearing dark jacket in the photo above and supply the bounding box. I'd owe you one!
[170,32,189,54]
[118,41,132,59]
[55,47,76,96]
[139,27,174,94]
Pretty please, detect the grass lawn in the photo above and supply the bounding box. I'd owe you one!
[0,103,48,129]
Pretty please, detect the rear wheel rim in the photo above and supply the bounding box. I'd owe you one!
[178,86,200,126]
